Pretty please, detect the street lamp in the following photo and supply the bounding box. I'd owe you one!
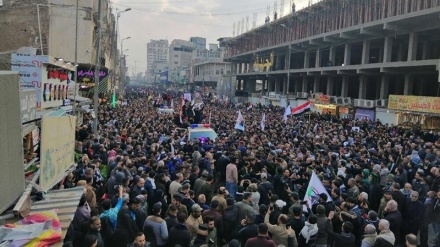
[119,37,131,86]
[112,8,131,106]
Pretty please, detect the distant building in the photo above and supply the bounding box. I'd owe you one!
[190,37,206,50]
[169,39,196,83]
[147,39,168,82]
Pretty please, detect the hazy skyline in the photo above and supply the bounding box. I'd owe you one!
[112,0,311,76]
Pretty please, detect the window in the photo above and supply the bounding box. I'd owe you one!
[216,70,219,75]
[174,61,178,64]
[174,55,178,58]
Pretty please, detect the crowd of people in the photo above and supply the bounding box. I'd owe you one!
[62,87,440,247]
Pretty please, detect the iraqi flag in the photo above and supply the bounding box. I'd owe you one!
[303,172,332,210]
[234,110,245,131]
[292,101,311,115]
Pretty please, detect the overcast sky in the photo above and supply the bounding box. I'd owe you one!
[112,0,311,75]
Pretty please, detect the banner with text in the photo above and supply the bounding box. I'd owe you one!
[388,95,440,114]
[40,116,76,191]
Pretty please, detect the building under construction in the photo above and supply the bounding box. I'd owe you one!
[225,0,440,108]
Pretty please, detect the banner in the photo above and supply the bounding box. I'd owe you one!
[40,116,76,191]
[283,105,291,122]
[303,172,332,209]
[234,110,245,131]
[388,95,440,114]
[260,113,266,131]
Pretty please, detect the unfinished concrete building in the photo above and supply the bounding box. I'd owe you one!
[225,0,440,107]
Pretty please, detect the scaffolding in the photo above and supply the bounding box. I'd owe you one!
[226,0,440,57]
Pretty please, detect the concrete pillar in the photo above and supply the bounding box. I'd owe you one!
[422,41,430,60]
[359,76,367,99]
[313,76,320,93]
[408,32,418,61]
[344,43,352,66]
[315,49,321,68]
[379,75,390,99]
[383,36,393,63]
[302,77,308,92]
[362,40,371,64]
[404,74,414,95]
[341,76,349,97]
[329,46,336,65]
[304,51,310,69]
[327,77,334,95]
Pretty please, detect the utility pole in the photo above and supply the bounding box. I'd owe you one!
[92,0,102,133]
[73,0,79,116]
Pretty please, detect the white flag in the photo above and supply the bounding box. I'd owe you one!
[260,113,266,131]
[170,99,174,108]
[303,172,332,210]
[234,110,245,131]
[283,105,291,122]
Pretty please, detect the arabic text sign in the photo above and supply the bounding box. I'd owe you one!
[40,116,76,191]
[388,95,440,114]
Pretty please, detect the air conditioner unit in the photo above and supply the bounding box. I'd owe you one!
[365,100,374,108]
[375,100,382,107]
[342,97,352,105]
[382,99,389,107]
[336,97,343,105]
[329,96,337,104]
[354,99,364,107]
[297,92,308,98]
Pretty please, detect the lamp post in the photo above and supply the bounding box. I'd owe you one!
[113,8,131,89]
[119,36,131,86]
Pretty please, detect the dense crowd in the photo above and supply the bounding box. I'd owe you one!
[62,88,440,247]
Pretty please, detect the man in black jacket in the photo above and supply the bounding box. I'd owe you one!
[238,214,259,246]
[420,191,435,247]
[384,200,402,246]
[167,213,191,247]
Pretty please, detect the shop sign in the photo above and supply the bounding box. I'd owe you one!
[339,107,349,114]
[314,94,330,104]
[11,53,48,109]
[388,95,440,114]
[20,89,37,123]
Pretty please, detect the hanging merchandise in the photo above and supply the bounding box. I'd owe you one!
[43,83,48,102]
[49,84,53,101]
[54,85,58,101]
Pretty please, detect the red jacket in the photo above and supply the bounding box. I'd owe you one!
[245,236,277,247]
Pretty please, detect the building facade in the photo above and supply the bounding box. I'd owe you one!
[224,0,440,109]
[146,39,168,82]
[0,0,116,90]
[169,39,196,83]
[190,36,206,50]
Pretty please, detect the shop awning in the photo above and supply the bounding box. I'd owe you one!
[69,95,92,107]
[29,187,84,246]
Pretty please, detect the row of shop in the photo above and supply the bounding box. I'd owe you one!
[249,94,440,131]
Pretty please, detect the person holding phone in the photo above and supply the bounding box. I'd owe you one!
[264,206,298,247]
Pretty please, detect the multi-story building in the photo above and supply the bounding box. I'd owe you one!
[224,0,440,126]
[0,0,117,93]
[169,39,196,83]
[190,37,206,50]
[146,39,168,82]
[192,41,231,94]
